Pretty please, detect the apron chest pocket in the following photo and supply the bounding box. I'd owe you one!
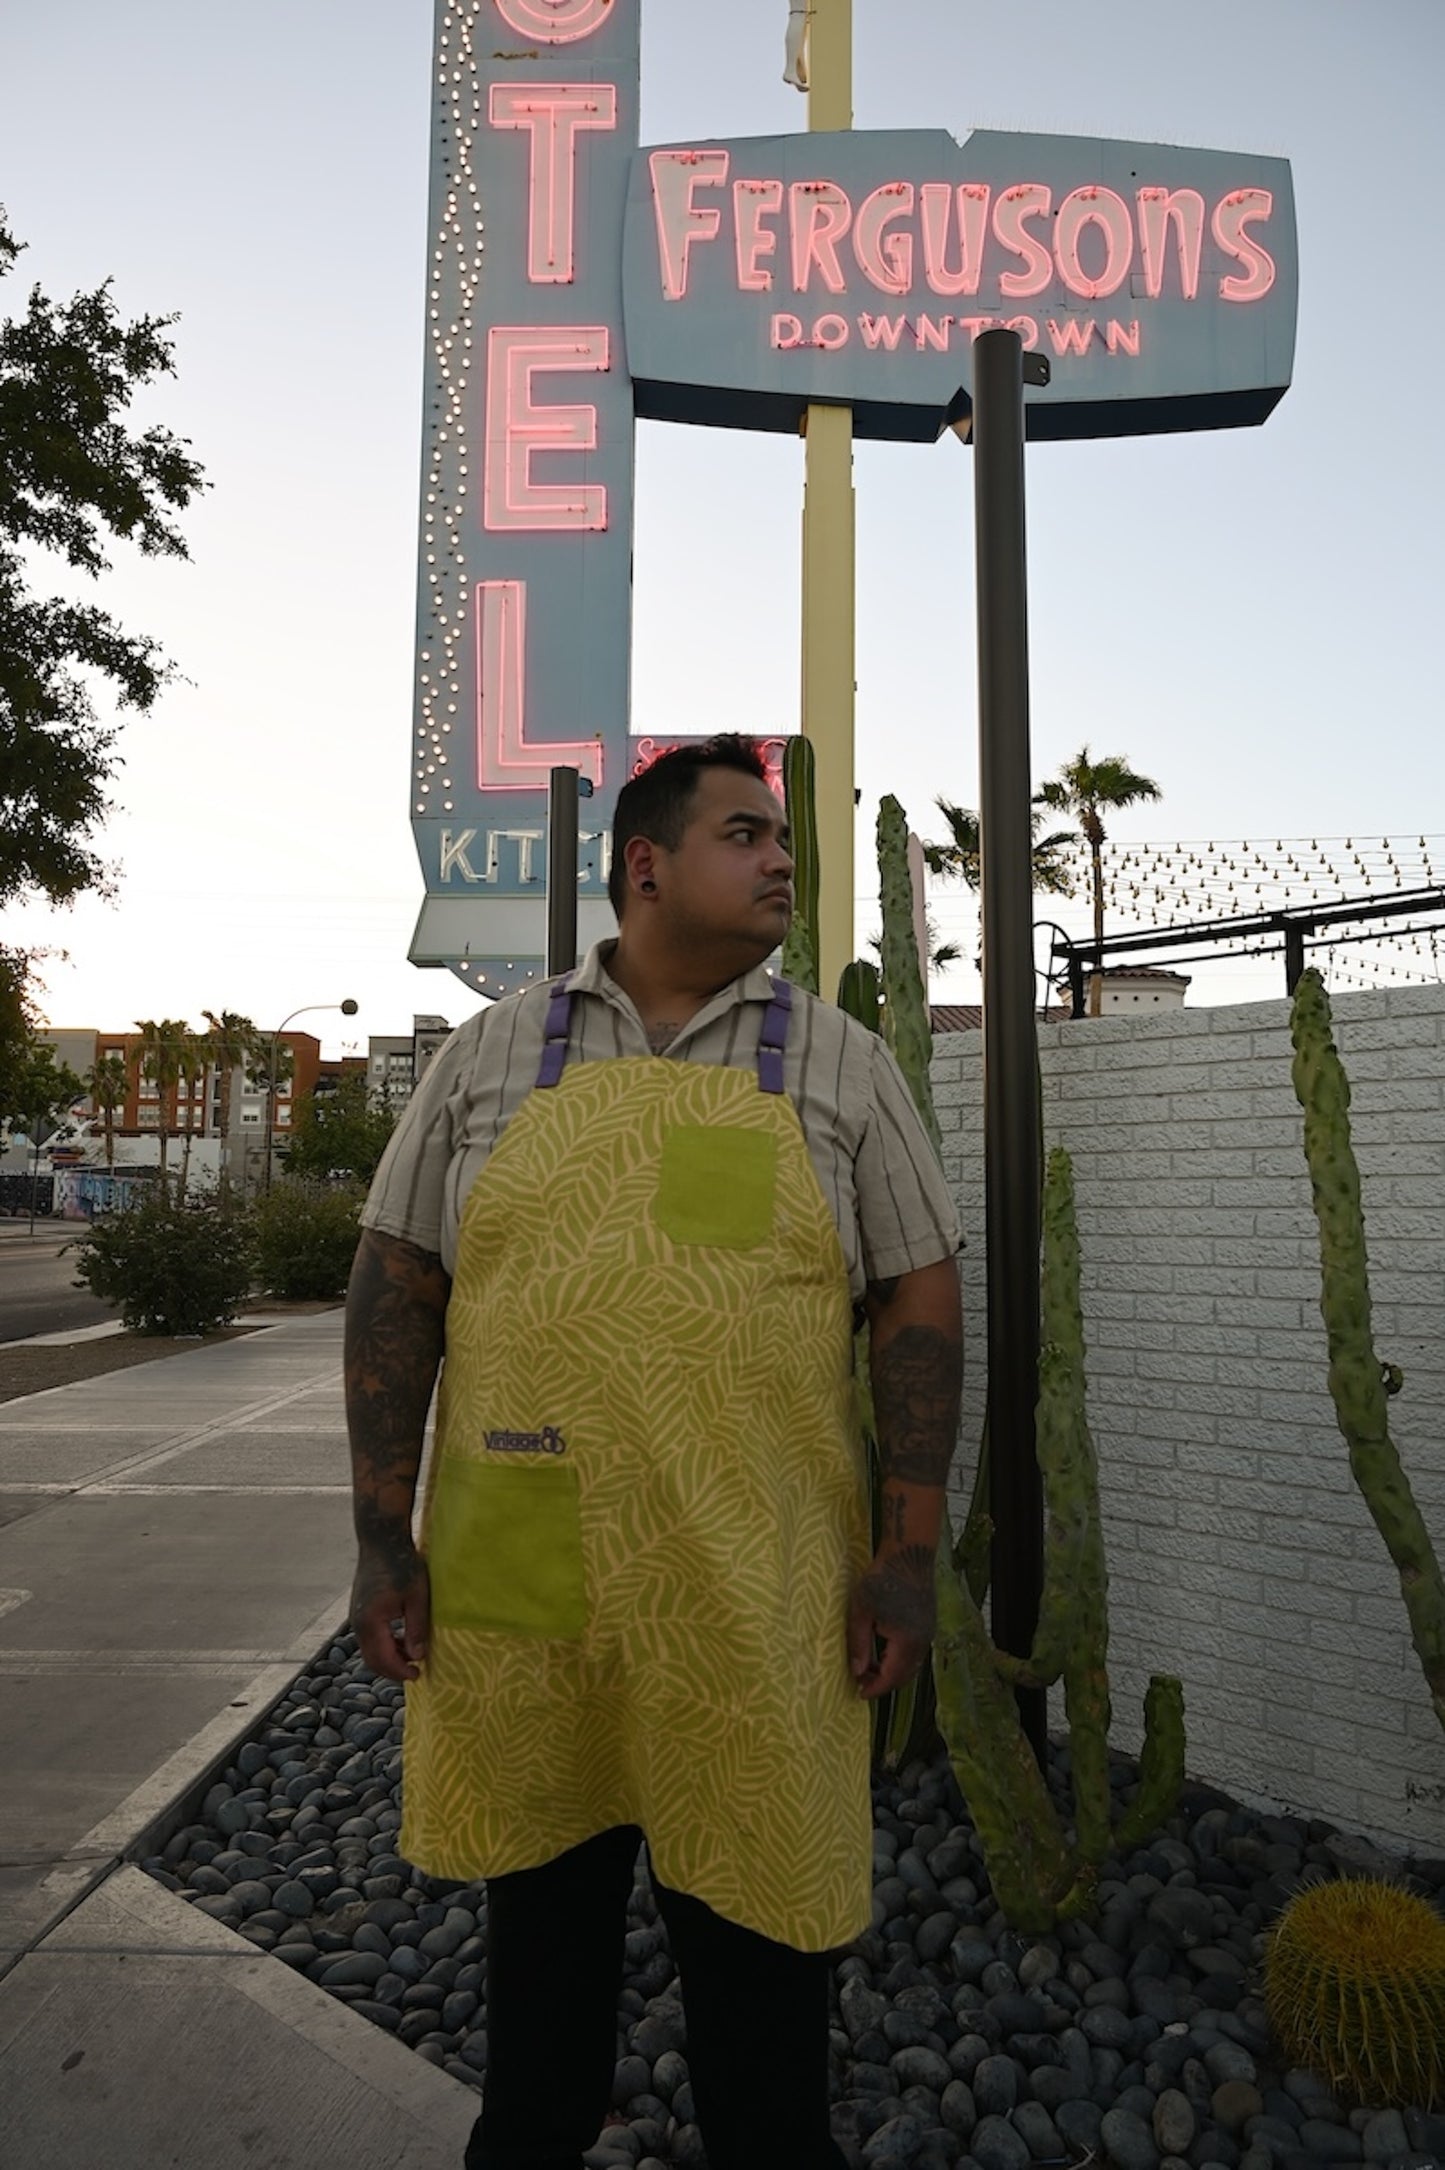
[653,1124,777,1248]
[426,1457,587,1638]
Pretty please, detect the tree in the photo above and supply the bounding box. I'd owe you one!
[202,1010,260,1190]
[2,1043,83,1141]
[1038,747,1163,1016]
[84,1050,129,1168]
[134,1016,191,1183]
[282,1074,396,1185]
[248,1037,295,1188]
[0,211,205,909]
[922,796,1077,897]
[0,946,41,1128]
[176,1028,210,1198]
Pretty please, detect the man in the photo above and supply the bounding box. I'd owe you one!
[346,735,962,2170]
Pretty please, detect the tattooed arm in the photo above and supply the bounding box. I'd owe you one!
[847,1256,963,1700]
[345,1228,451,1682]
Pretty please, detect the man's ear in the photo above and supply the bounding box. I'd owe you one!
[623,835,659,899]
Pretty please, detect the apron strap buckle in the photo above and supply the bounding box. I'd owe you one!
[536,975,577,1089]
[757,976,793,1095]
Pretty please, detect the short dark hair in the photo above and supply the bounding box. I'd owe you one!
[608,734,769,916]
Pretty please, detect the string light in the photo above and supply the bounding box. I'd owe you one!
[1032,834,1445,989]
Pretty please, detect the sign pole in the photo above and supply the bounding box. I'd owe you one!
[801,0,856,1004]
[546,766,581,976]
[974,327,1046,1761]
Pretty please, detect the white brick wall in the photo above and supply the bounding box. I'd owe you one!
[931,984,1445,1854]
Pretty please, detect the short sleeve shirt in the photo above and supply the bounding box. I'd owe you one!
[361,942,960,1304]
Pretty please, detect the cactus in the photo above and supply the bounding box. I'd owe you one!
[1289,969,1445,1733]
[837,957,882,1035]
[876,795,942,1155]
[781,735,820,995]
[933,1505,1078,1931]
[932,1147,1186,1926]
[1264,1877,1445,2107]
[788,753,1183,1873]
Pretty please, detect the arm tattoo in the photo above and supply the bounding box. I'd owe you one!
[345,1230,450,1544]
[871,1322,963,1489]
[854,1543,937,1641]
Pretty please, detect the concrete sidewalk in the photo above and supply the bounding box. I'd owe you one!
[0,1311,476,2169]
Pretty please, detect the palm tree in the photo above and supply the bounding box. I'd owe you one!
[84,1053,128,1169]
[1038,747,1163,1016]
[202,1011,259,1191]
[134,1017,191,1185]
[176,1030,209,1199]
[922,796,1077,896]
[247,1036,295,1189]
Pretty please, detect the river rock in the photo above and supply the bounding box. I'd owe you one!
[971,2115,1032,2170]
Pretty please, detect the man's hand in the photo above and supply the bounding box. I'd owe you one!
[351,1532,431,1683]
[847,1544,936,1699]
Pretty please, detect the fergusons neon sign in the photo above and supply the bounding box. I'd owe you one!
[409,1,1297,995]
[623,129,1296,443]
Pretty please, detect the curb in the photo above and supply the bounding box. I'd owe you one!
[2,1595,351,1984]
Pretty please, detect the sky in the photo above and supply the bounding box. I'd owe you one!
[3,0,1443,1055]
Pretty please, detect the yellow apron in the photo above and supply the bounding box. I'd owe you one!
[401,976,873,1951]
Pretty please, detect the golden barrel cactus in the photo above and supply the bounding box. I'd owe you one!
[1265,1877,1445,2108]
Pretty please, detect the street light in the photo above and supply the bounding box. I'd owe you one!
[262,1000,359,1191]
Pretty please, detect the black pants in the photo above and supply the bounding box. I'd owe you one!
[464,1825,849,2170]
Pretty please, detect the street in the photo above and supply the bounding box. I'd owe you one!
[0,1225,120,1343]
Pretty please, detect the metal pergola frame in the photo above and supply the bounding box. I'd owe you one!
[1044,885,1445,1017]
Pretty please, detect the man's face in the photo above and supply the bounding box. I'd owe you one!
[651,767,795,963]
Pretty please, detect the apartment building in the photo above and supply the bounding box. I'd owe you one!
[365,1015,452,1110]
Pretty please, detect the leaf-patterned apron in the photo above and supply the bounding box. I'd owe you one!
[401,976,873,1951]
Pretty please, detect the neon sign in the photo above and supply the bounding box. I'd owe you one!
[411,0,638,990]
[409,3,1297,995]
[623,132,1295,443]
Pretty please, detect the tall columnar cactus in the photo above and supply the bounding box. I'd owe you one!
[837,958,882,1036]
[781,735,821,996]
[932,1147,1186,1928]
[1289,968,1445,1733]
[788,758,1185,1877]
[876,795,942,1155]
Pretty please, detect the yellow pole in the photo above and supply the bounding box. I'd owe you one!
[801,0,855,1002]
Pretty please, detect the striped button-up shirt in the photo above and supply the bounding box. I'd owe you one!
[361,942,960,1303]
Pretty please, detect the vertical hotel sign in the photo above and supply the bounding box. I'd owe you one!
[409,0,639,997]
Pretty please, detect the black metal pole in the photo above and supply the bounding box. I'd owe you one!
[1283,918,1307,994]
[546,766,580,976]
[973,327,1046,1763]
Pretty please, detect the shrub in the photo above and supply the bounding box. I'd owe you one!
[253,1179,364,1301]
[72,1187,256,1335]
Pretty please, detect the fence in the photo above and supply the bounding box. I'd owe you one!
[0,1173,56,1218]
[932,983,1445,1854]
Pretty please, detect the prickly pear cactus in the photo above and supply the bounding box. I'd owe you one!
[1290,968,1445,1733]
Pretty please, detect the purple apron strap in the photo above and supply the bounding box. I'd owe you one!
[535,974,577,1088]
[756,976,793,1095]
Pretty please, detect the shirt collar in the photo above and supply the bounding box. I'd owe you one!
[572,940,778,1019]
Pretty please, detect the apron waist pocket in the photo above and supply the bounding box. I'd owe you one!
[427,1455,587,1639]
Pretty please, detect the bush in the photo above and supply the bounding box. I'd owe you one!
[253,1179,363,1301]
[72,1187,256,1335]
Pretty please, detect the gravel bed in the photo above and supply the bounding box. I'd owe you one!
[145,1635,1445,2170]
